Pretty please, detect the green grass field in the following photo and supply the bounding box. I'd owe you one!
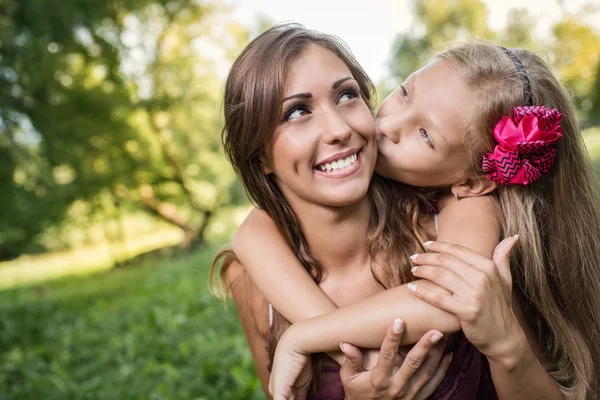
[0,247,264,400]
[1,128,599,399]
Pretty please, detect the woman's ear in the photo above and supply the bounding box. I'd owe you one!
[451,176,497,199]
[259,155,273,175]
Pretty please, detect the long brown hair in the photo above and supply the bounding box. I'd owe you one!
[210,23,423,390]
[438,42,600,399]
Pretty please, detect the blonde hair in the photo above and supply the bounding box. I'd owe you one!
[438,42,600,399]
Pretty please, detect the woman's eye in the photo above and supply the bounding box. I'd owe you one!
[338,89,359,104]
[400,85,409,101]
[420,128,434,147]
[283,106,309,122]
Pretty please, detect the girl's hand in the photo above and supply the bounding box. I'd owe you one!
[408,236,525,364]
[340,319,452,400]
[269,329,311,400]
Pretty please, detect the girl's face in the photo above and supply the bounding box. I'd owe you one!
[375,58,473,187]
[263,44,377,208]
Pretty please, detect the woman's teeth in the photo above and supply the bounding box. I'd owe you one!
[318,153,358,172]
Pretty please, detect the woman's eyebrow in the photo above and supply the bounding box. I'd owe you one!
[283,92,311,102]
[332,76,353,89]
[283,77,354,102]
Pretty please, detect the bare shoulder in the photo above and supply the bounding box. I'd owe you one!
[232,207,278,253]
[438,193,499,220]
[436,193,501,258]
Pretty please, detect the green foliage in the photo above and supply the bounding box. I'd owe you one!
[386,0,600,126]
[0,0,250,259]
[0,247,264,399]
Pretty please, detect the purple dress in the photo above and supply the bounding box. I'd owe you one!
[267,307,497,399]
[301,331,497,400]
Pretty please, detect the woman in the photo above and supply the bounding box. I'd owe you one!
[211,24,460,399]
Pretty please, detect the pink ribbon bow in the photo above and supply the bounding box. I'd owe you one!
[482,106,563,186]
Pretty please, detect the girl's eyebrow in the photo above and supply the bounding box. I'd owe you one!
[283,77,354,103]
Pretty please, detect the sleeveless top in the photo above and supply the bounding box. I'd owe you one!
[265,211,498,399]
[267,305,497,400]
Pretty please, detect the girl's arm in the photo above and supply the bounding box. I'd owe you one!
[263,194,500,354]
[435,196,562,399]
[232,208,338,323]
[225,259,274,399]
[235,201,509,350]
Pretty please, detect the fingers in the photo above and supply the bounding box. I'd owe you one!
[492,235,519,288]
[408,282,464,315]
[414,279,453,297]
[416,241,498,276]
[414,353,453,400]
[411,264,472,295]
[370,319,405,387]
[395,329,445,383]
[412,241,503,283]
[409,337,447,389]
[339,342,365,382]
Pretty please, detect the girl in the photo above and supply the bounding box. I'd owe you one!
[234,40,600,400]
[210,24,493,400]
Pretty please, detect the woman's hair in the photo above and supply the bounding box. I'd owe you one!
[438,42,600,399]
[210,23,422,392]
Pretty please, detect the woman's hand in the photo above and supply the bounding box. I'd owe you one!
[408,236,525,365]
[340,319,452,400]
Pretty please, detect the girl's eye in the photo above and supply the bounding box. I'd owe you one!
[338,88,359,104]
[420,128,434,148]
[282,105,310,122]
[400,85,409,101]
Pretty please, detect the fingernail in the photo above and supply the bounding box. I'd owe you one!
[393,318,403,333]
[409,253,419,261]
[407,283,417,292]
[430,331,443,344]
[340,342,347,354]
[448,353,453,363]
[423,241,433,247]
[513,234,519,239]
[411,266,417,274]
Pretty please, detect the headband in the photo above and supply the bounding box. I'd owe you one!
[499,46,534,106]
[481,48,562,186]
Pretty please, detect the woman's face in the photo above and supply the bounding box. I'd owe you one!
[263,44,377,208]
[375,58,472,187]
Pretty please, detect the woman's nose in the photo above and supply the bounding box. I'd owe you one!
[322,110,352,144]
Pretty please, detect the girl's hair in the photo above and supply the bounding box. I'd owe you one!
[438,42,600,399]
[210,23,422,391]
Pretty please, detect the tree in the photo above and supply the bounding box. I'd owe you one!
[386,0,600,125]
[0,0,248,259]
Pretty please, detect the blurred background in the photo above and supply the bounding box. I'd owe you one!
[0,0,598,398]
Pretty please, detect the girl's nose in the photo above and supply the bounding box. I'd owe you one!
[378,116,400,144]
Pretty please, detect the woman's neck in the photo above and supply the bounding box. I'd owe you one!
[290,195,373,277]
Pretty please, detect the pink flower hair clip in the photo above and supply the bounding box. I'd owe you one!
[482,106,563,186]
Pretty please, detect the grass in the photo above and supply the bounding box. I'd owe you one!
[0,246,265,400]
[0,229,184,290]
[1,128,599,399]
